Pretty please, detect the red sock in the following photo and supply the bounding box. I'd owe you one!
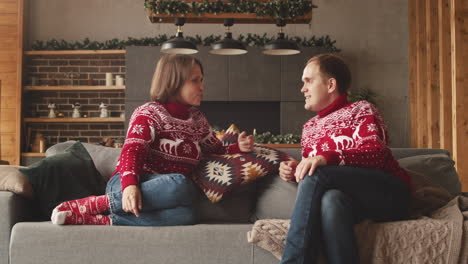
[52,210,111,225]
[55,195,109,215]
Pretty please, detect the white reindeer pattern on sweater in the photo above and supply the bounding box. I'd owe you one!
[301,97,411,188]
[301,100,387,167]
[114,102,239,191]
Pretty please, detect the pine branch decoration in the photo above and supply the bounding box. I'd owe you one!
[145,0,317,19]
[31,34,340,52]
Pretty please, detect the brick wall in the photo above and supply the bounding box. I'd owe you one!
[26,54,125,86]
[24,90,125,118]
[24,54,126,150]
[25,123,125,147]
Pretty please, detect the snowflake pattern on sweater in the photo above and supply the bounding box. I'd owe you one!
[302,97,412,189]
[113,102,240,191]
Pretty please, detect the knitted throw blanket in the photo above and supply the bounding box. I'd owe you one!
[247,196,468,264]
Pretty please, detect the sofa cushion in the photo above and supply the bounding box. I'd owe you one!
[390,148,450,160]
[251,176,297,221]
[221,123,239,146]
[398,153,461,195]
[10,222,256,264]
[253,151,461,220]
[19,141,107,218]
[195,185,257,223]
[0,165,33,198]
[46,141,121,181]
[193,125,291,204]
[192,144,291,203]
[406,169,454,217]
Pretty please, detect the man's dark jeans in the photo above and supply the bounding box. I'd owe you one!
[280,166,410,264]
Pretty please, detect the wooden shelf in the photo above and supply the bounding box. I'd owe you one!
[21,152,46,157]
[260,144,301,148]
[148,12,312,24]
[147,0,312,23]
[24,50,126,55]
[24,85,126,91]
[24,117,125,123]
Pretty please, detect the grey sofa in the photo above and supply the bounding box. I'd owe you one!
[0,142,460,264]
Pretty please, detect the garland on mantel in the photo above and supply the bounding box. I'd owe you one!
[31,34,340,52]
[144,0,317,20]
[253,132,301,144]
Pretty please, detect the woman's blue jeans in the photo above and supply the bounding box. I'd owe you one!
[280,166,410,264]
[106,173,198,226]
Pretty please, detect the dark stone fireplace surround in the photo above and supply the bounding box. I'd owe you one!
[197,101,281,134]
[126,46,321,135]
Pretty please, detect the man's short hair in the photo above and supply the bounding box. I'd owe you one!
[307,54,351,94]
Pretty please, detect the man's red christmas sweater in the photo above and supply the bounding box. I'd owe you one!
[301,94,412,189]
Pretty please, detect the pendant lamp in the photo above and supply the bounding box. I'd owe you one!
[161,18,198,54]
[263,19,300,56]
[209,19,247,55]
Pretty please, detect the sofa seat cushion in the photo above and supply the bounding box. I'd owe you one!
[10,222,258,264]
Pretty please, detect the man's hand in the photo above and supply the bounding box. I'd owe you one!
[294,155,327,182]
[122,185,142,217]
[238,131,254,152]
[279,160,298,182]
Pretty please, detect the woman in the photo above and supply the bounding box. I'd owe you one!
[51,54,254,226]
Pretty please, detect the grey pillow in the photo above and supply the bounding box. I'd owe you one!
[46,141,121,181]
[195,185,257,223]
[252,176,298,221]
[398,153,461,196]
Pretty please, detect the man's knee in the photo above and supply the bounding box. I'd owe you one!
[321,189,352,219]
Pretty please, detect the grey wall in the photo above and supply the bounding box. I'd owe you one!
[24,0,409,147]
[125,46,317,135]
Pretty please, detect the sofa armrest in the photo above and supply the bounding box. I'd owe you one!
[0,191,34,264]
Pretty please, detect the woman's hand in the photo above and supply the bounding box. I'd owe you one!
[238,131,254,152]
[279,160,298,182]
[294,155,327,182]
[122,185,142,217]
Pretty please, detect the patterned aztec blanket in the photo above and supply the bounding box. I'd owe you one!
[247,196,468,264]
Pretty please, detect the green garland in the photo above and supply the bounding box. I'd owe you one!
[31,34,340,52]
[144,0,317,19]
[348,88,378,106]
[254,132,301,144]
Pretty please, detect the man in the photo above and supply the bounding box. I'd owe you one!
[279,54,412,264]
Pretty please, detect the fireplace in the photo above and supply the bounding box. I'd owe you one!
[197,101,280,134]
[126,46,316,136]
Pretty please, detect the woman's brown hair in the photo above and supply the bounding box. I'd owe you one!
[150,54,204,103]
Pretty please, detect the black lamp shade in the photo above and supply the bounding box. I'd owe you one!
[263,33,300,56]
[209,33,247,55]
[161,32,198,55]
